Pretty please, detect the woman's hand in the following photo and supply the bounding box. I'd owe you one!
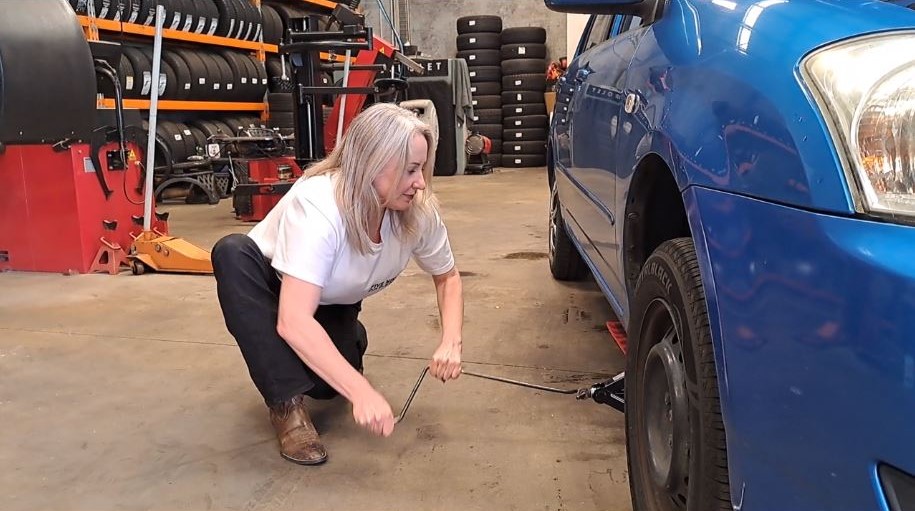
[352,388,395,437]
[430,340,462,382]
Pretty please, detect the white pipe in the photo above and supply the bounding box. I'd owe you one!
[142,5,166,231]
[143,5,165,231]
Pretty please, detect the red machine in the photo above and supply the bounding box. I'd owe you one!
[322,35,399,155]
[0,142,169,274]
[232,156,304,222]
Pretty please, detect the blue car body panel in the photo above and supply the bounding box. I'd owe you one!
[688,186,915,510]
[550,0,915,508]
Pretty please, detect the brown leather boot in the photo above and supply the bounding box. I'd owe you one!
[268,394,327,465]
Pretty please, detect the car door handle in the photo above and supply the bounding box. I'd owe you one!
[574,67,591,83]
[624,92,639,114]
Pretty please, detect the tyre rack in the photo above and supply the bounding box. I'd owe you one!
[77,4,351,112]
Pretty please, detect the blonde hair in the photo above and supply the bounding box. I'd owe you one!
[303,103,438,254]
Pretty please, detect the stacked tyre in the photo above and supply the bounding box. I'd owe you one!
[69,0,265,42]
[117,45,267,102]
[262,2,330,45]
[456,15,504,167]
[500,27,549,168]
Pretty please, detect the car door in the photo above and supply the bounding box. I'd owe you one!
[561,14,644,299]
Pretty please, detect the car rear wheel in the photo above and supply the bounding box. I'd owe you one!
[548,181,588,281]
[627,238,731,511]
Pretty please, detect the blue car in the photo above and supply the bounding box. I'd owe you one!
[543,0,915,509]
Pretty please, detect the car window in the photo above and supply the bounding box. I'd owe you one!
[614,15,643,36]
[583,15,613,51]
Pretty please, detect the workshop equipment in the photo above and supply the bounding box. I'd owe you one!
[232,154,304,222]
[280,3,423,163]
[394,366,625,424]
[227,4,423,222]
[0,0,169,274]
[464,132,494,175]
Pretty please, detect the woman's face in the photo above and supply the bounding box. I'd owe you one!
[373,133,428,211]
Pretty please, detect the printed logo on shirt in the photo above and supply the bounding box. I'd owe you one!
[368,277,397,293]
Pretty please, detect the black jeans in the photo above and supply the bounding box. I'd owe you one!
[212,233,367,406]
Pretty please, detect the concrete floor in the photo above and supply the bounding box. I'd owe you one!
[0,167,630,511]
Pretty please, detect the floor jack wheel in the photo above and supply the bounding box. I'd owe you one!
[130,259,146,275]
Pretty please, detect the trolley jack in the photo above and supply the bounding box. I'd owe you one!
[394,367,626,424]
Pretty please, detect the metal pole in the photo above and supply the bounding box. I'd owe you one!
[335,50,352,144]
[142,5,165,231]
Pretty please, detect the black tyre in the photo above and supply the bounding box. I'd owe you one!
[456,15,502,34]
[627,238,731,511]
[471,95,501,109]
[456,32,501,51]
[218,50,250,101]
[176,0,197,31]
[162,49,193,100]
[489,139,502,155]
[467,66,501,83]
[471,108,501,124]
[503,154,546,167]
[247,55,269,96]
[209,52,237,101]
[548,180,588,280]
[502,90,544,105]
[502,58,546,75]
[503,73,546,92]
[196,52,225,101]
[469,82,500,96]
[503,103,547,117]
[501,27,547,45]
[121,46,152,98]
[457,49,500,67]
[200,0,219,35]
[268,92,294,112]
[187,126,208,153]
[138,0,156,25]
[174,49,209,100]
[504,114,549,129]
[261,4,283,44]
[503,140,546,155]
[501,43,546,60]
[173,122,198,158]
[503,127,547,141]
[124,0,143,23]
[268,111,295,129]
[212,0,236,37]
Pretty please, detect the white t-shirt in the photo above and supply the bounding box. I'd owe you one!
[247,174,455,305]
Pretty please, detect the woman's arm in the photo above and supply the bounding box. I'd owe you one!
[277,275,394,436]
[429,267,464,381]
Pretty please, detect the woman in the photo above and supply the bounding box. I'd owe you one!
[212,103,463,465]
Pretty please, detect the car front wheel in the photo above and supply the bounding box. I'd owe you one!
[627,238,731,511]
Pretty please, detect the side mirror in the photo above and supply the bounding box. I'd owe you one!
[544,0,644,13]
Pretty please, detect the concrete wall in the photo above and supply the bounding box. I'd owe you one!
[363,0,570,63]
[566,13,590,57]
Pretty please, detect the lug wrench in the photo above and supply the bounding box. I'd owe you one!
[394,366,625,424]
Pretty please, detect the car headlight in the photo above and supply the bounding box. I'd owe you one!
[802,32,915,219]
